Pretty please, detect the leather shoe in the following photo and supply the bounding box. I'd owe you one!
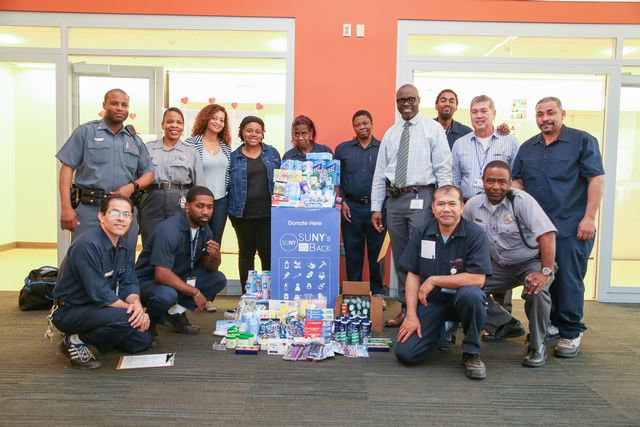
[523,344,547,367]
[482,318,525,342]
[462,353,486,379]
[385,312,406,328]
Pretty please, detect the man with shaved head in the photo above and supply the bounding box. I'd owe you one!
[371,84,452,327]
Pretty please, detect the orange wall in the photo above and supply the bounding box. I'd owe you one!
[4,0,640,149]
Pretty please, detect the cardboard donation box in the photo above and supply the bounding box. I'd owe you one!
[334,281,383,333]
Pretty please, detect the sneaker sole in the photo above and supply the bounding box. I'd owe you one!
[465,371,487,380]
[554,348,580,358]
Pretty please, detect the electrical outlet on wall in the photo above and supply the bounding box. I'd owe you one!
[343,23,352,37]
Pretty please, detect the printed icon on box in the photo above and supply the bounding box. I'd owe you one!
[318,272,326,280]
[283,272,291,280]
[307,261,316,269]
[284,260,290,269]
[306,283,313,290]
[293,272,302,279]
[295,283,301,292]
[283,293,289,300]
[318,282,325,290]
[283,283,288,291]
[306,271,314,279]
[319,261,327,269]
[294,260,301,269]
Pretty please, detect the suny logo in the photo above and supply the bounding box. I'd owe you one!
[279,233,298,251]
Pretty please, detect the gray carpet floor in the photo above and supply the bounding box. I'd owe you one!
[1,291,639,426]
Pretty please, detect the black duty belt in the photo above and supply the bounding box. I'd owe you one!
[396,184,434,193]
[78,188,106,206]
[345,194,371,205]
[149,183,192,191]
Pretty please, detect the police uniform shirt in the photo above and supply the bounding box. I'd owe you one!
[146,139,205,186]
[463,189,557,266]
[53,226,139,306]
[334,137,381,200]
[512,125,604,237]
[56,119,154,192]
[135,211,213,282]
[398,217,492,303]
[282,142,334,161]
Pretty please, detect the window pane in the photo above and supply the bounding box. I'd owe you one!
[0,25,60,48]
[68,28,287,52]
[407,34,615,59]
[611,86,640,287]
[623,39,640,60]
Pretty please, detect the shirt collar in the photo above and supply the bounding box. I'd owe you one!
[479,192,510,211]
[424,217,467,239]
[179,210,192,232]
[532,124,569,145]
[96,119,130,136]
[97,226,128,251]
[471,128,498,142]
[349,136,380,148]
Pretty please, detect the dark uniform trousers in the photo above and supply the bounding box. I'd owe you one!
[141,268,227,323]
[138,189,187,246]
[52,304,152,354]
[395,286,487,364]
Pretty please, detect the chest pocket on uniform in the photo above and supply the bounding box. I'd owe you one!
[123,139,140,172]
[170,155,191,182]
[87,138,111,165]
[497,216,522,247]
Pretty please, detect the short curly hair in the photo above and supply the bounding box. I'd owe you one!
[191,104,231,145]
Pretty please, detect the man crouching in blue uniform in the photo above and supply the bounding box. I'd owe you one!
[52,194,153,369]
[395,185,492,379]
[136,186,227,338]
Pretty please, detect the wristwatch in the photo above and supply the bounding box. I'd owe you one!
[130,181,140,192]
[542,267,554,276]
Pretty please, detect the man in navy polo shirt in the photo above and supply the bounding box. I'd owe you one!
[136,186,227,338]
[433,89,472,149]
[335,110,385,298]
[394,185,492,379]
[512,96,604,358]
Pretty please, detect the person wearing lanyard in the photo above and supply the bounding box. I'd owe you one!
[228,116,281,289]
[282,115,333,161]
[51,194,152,369]
[139,108,205,246]
[185,104,232,313]
[335,110,386,299]
[370,84,452,328]
[135,186,227,338]
[394,185,492,379]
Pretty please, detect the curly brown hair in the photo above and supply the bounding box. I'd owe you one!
[191,104,231,145]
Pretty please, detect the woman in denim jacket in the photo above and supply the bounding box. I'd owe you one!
[228,116,281,287]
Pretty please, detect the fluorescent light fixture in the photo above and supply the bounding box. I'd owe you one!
[15,63,55,69]
[435,43,468,55]
[0,34,24,44]
[267,38,287,52]
[600,46,638,56]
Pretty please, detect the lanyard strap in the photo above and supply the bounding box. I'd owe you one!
[190,228,200,270]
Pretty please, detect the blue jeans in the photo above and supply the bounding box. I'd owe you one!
[341,200,385,295]
[395,286,486,364]
[140,269,227,323]
[210,195,228,243]
[551,236,593,339]
[52,304,152,354]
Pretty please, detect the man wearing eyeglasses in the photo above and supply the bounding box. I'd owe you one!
[371,84,452,328]
[135,186,227,339]
[51,194,153,369]
[56,88,155,248]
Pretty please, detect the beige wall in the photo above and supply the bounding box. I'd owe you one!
[0,66,17,245]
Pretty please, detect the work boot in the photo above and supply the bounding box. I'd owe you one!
[163,312,200,334]
[522,344,547,367]
[59,334,102,370]
[482,318,525,342]
[462,353,486,379]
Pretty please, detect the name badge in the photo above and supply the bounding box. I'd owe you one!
[410,198,424,210]
[104,270,113,278]
[186,277,197,287]
[94,137,104,142]
[421,240,436,260]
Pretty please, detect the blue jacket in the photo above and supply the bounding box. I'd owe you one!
[228,143,281,217]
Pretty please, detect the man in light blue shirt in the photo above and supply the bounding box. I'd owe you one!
[451,95,519,201]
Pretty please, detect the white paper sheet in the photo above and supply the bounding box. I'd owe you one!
[116,353,175,370]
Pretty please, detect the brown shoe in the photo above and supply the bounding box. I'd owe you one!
[385,312,406,328]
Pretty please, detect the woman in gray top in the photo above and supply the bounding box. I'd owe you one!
[139,107,204,245]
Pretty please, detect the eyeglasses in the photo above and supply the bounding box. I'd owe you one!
[396,97,419,105]
[107,209,133,219]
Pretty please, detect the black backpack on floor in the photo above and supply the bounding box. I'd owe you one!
[18,266,58,311]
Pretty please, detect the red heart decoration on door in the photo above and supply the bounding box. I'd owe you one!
[180,97,189,104]
[256,103,264,110]
[129,113,137,119]
[208,97,216,104]
[231,102,238,109]
[98,111,104,117]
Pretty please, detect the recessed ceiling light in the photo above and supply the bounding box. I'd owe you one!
[435,43,468,55]
[0,34,24,44]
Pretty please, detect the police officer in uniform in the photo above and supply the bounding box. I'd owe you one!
[136,186,227,336]
[51,194,152,369]
[394,185,492,380]
[57,88,154,248]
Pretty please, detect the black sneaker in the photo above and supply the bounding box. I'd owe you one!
[482,318,525,342]
[59,336,102,370]
[462,353,486,379]
[162,312,200,334]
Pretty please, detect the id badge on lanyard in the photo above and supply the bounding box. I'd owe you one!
[409,187,424,210]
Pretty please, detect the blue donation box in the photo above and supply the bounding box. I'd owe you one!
[271,207,340,307]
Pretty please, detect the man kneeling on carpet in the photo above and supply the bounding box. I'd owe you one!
[136,186,227,339]
[52,194,153,369]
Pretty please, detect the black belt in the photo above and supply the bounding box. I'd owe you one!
[150,183,192,191]
[78,188,106,206]
[397,184,434,193]
[345,194,371,205]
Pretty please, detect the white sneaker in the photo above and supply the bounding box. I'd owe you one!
[554,333,583,358]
